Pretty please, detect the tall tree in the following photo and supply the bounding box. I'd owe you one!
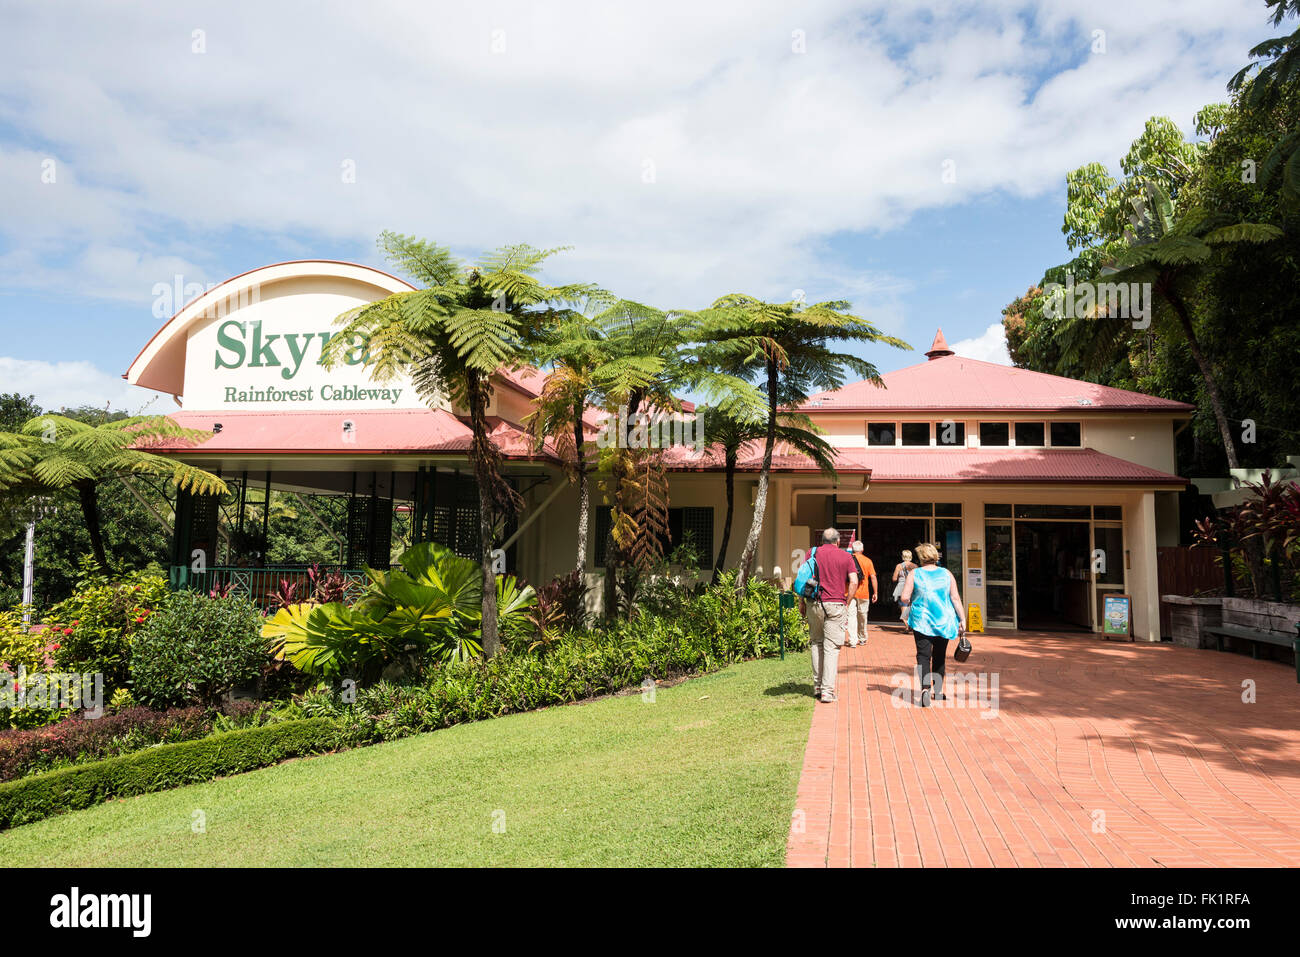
[525,293,614,579]
[323,233,593,656]
[695,294,909,590]
[698,407,835,583]
[0,413,225,571]
[1100,182,1282,469]
[588,301,763,616]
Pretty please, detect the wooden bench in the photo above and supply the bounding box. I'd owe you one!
[1204,623,1300,683]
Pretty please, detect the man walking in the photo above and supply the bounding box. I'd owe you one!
[848,540,878,646]
[801,527,858,704]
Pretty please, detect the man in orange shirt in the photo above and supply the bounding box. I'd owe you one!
[848,540,878,647]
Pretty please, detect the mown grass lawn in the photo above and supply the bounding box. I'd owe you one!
[0,654,813,867]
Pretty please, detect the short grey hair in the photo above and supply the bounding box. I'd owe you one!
[851,540,864,553]
[821,527,839,544]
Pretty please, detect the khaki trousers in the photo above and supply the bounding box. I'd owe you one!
[848,597,871,645]
[809,601,849,699]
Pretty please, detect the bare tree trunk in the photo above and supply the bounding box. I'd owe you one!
[1165,284,1240,469]
[466,371,500,657]
[736,360,778,591]
[603,391,643,619]
[573,399,589,580]
[712,453,737,584]
[77,479,110,573]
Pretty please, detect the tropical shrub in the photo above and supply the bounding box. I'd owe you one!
[44,560,169,692]
[520,570,588,653]
[0,702,273,781]
[311,575,804,744]
[264,543,535,682]
[1192,470,1300,598]
[130,591,268,708]
[0,718,339,830]
[0,609,50,673]
[0,610,81,731]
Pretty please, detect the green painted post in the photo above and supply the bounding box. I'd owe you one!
[779,591,796,660]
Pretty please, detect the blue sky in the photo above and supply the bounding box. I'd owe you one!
[0,0,1284,411]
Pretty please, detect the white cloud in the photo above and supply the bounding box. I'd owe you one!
[0,357,170,414]
[952,323,1012,365]
[0,0,1280,329]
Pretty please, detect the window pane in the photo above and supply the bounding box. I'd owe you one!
[861,501,932,517]
[1014,422,1045,446]
[980,422,1010,446]
[984,503,1012,518]
[901,422,930,446]
[835,500,859,518]
[987,584,1015,623]
[1050,421,1082,446]
[867,422,896,445]
[934,502,961,517]
[1013,504,1091,520]
[935,421,965,446]
[1093,525,1123,584]
[985,523,1014,579]
[936,518,962,578]
[1094,505,1122,521]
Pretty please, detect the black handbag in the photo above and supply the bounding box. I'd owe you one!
[954,634,972,663]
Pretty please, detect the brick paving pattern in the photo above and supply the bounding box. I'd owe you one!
[786,625,1300,867]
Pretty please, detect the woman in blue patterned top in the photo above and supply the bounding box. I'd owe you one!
[899,542,966,708]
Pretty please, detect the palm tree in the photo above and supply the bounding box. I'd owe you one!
[1229,1,1300,201]
[695,294,910,589]
[590,301,764,616]
[699,407,836,583]
[322,233,593,656]
[0,413,226,571]
[1101,183,1282,468]
[525,294,614,579]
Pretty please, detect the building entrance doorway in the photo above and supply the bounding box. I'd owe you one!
[1013,521,1092,630]
[858,517,930,622]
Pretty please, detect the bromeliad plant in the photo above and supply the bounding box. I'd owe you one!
[263,543,535,683]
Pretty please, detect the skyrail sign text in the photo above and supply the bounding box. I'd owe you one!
[185,315,421,411]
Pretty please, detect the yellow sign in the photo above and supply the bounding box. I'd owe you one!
[967,603,984,634]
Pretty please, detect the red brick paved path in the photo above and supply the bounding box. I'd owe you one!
[786,625,1300,867]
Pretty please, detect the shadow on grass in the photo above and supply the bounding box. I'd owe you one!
[765,681,814,697]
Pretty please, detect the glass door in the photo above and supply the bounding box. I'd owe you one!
[860,516,931,621]
[984,521,1015,626]
[1092,522,1124,631]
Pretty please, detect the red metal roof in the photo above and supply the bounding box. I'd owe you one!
[662,442,1182,484]
[152,409,558,460]
[800,353,1195,413]
[857,447,1183,484]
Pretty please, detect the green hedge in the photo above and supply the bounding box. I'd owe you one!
[0,718,338,830]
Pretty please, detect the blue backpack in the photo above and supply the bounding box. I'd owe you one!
[792,546,821,600]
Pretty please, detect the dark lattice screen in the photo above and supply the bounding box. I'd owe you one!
[594,506,612,567]
[423,472,481,560]
[594,506,713,568]
[454,475,480,559]
[190,493,220,567]
[678,507,714,562]
[346,493,393,568]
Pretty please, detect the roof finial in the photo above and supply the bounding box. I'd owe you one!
[925,328,954,360]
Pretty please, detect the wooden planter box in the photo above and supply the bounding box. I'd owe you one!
[1161,595,1223,649]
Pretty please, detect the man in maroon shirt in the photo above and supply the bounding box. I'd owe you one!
[802,527,858,703]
